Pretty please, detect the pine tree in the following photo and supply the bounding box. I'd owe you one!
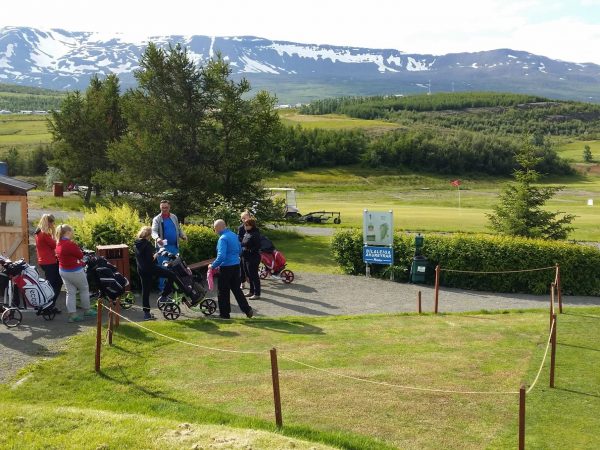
[583,144,593,163]
[487,138,575,240]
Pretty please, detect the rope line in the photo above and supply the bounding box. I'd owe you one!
[102,307,554,396]
[105,307,265,355]
[280,355,519,395]
[440,266,555,274]
[526,318,555,394]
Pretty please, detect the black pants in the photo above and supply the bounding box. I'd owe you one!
[243,254,261,296]
[40,263,63,306]
[139,266,179,313]
[239,257,247,284]
[217,264,252,318]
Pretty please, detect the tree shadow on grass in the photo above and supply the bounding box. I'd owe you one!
[98,364,192,406]
[243,319,325,335]
[168,319,239,337]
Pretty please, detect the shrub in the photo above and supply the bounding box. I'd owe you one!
[45,166,64,191]
[331,230,600,295]
[179,225,219,263]
[69,203,144,289]
[69,203,144,251]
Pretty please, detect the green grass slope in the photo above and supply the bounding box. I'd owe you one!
[1,308,598,449]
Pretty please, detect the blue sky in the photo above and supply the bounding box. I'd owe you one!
[3,0,600,63]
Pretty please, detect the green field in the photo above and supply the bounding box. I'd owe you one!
[268,166,600,241]
[279,109,400,131]
[0,113,51,153]
[557,139,600,163]
[1,308,599,449]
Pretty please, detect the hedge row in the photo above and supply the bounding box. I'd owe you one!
[331,230,600,296]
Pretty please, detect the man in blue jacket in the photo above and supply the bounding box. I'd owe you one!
[209,219,254,319]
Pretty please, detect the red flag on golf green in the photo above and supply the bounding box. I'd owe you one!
[451,179,461,187]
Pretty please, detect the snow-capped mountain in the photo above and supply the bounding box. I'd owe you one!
[1,26,599,102]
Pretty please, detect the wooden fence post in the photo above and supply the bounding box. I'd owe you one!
[270,348,283,428]
[417,290,422,314]
[556,264,563,314]
[550,314,557,388]
[519,383,526,450]
[434,265,440,314]
[95,299,103,372]
[550,283,555,331]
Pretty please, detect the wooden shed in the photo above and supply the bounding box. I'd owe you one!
[0,175,36,261]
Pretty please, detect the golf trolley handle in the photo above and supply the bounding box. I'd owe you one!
[158,248,178,260]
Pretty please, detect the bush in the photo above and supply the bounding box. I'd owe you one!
[69,203,144,289]
[179,224,219,263]
[331,230,600,295]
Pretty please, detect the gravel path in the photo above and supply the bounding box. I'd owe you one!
[2,272,599,384]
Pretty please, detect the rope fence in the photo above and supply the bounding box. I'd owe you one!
[440,266,556,274]
[434,263,563,316]
[96,298,559,449]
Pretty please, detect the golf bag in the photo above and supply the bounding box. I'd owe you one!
[0,256,54,310]
[84,251,129,300]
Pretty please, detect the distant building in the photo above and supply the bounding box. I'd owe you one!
[19,110,33,115]
[0,110,12,115]
[33,110,48,115]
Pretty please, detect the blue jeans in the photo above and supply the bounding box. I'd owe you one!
[157,244,179,291]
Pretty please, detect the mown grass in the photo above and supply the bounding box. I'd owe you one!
[1,308,598,449]
[0,114,51,149]
[266,228,340,274]
[278,109,400,131]
[268,166,600,241]
[557,139,600,163]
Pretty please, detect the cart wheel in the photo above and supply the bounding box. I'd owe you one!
[259,266,268,280]
[2,307,22,328]
[280,269,294,284]
[200,298,217,316]
[333,217,341,224]
[162,303,181,320]
[157,296,172,311]
[119,292,135,310]
[42,309,56,321]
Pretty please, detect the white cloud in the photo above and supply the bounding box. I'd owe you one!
[2,0,600,63]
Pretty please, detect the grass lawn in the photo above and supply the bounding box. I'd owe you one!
[268,166,600,241]
[0,114,51,153]
[557,139,600,163]
[1,308,598,449]
[267,229,340,274]
[279,109,400,131]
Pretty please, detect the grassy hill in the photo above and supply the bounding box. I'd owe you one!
[1,308,598,449]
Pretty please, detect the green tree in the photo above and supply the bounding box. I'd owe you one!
[487,138,576,240]
[583,144,593,163]
[48,74,124,203]
[100,44,280,220]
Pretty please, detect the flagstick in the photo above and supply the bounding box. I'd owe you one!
[458,185,461,210]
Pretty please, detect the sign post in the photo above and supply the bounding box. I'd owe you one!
[363,210,394,280]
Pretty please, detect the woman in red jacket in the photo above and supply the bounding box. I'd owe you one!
[55,224,93,323]
[34,214,62,311]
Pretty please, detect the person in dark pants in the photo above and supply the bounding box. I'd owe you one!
[209,219,254,319]
[134,226,180,321]
[237,210,252,289]
[241,218,261,299]
[34,214,62,312]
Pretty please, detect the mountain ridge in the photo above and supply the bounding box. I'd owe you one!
[1,26,599,103]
